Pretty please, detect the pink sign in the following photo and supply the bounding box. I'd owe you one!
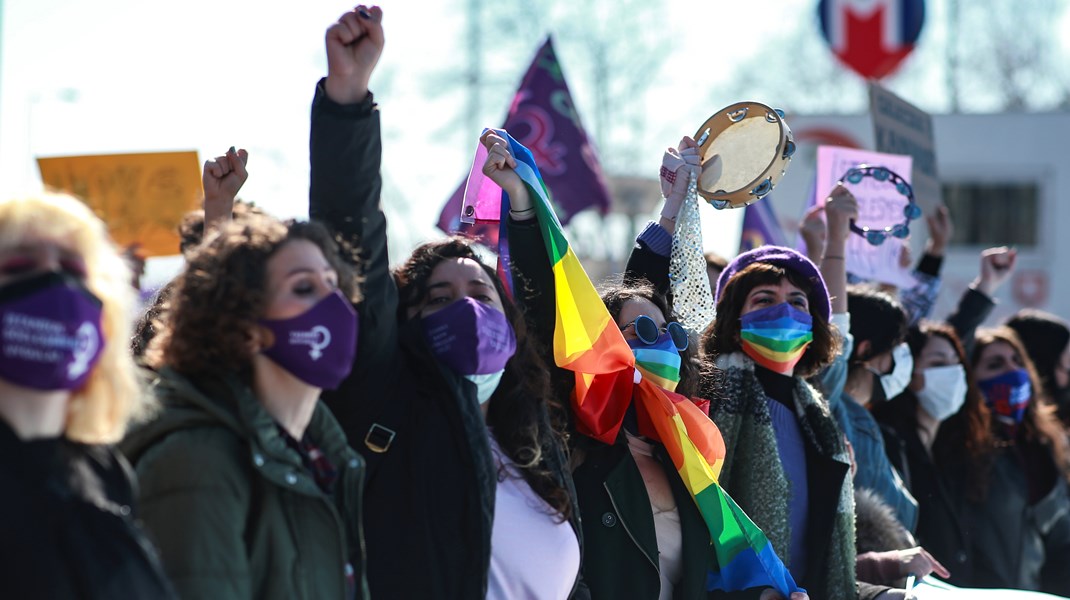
[816,146,915,287]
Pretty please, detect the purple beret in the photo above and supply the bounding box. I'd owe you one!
[715,245,831,321]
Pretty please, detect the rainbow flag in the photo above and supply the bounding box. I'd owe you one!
[465,132,802,597]
[633,379,800,595]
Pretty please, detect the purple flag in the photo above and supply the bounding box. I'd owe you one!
[437,37,612,238]
[739,198,789,253]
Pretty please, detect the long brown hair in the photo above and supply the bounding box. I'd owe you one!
[971,327,1070,477]
[394,238,572,521]
[703,262,839,378]
[908,322,995,500]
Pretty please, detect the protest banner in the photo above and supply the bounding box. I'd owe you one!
[38,151,202,257]
[816,145,915,287]
[438,37,610,244]
[870,82,941,212]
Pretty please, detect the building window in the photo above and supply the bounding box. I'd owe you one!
[943,181,1039,246]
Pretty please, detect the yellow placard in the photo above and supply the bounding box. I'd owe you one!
[37,151,202,257]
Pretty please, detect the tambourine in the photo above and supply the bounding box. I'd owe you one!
[838,165,923,245]
[693,101,796,209]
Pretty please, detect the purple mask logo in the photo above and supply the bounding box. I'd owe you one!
[0,272,105,391]
[421,297,517,376]
[288,325,332,360]
[259,290,358,390]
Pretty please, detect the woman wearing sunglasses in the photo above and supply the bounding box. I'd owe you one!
[502,133,806,600]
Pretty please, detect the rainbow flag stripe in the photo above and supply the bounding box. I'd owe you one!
[739,307,813,375]
[634,378,800,596]
[484,132,801,597]
[632,347,681,392]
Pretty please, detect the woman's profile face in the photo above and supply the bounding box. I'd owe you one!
[0,236,86,288]
[616,297,665,343]
[973,340,1025,382]
[262,239,338,321]
[408,257,504,319]
[740,278,808,317]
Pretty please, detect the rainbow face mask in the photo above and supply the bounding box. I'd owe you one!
[628,332,682,392]
[739,302,813,376]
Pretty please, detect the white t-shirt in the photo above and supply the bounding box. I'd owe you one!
[486,432,581,600]
[626,432,683,600]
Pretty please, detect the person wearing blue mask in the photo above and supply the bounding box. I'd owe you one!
[123,213,369,600]
[952,326,1070,595]
[306,7,584,599]
[0,194,176,599]
[499,134,805,600]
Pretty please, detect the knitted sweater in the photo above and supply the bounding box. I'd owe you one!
[710,353,857,600]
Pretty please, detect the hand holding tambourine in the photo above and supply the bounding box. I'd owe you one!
[660,137,703,203]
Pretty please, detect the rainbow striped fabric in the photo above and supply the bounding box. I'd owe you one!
[467,131,801,597]
[739,303,814,376]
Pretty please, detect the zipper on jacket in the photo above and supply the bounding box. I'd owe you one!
[603,481,661,595]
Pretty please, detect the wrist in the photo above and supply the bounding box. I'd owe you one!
[324,76,370,105]
[927,240,946,257]
[971,277,996,297]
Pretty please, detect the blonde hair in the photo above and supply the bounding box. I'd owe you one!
[0,193,149,443]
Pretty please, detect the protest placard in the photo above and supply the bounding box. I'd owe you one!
[870,82,940,213]
[38,151,202,257]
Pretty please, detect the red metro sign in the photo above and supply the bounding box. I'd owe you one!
[818,0,926,80]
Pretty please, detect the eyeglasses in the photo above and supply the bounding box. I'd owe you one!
[620,315,689,351]
[838,165,923,246]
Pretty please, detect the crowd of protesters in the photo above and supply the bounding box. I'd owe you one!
[3,4,1070,600]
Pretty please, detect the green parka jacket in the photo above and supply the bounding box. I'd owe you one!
[121,368,368,600]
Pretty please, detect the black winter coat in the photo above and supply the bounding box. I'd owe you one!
[508,218,769,599]
[309,80,583,599]
[0,419,175,599]
[877,392,1070,594]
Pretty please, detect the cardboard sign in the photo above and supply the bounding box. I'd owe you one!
[869,82,940,212]
[816,145,916,287]
[38,151,201,257]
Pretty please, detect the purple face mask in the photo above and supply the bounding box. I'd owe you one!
[259,290,358,390]
[421,297,517,375]
[0,272,105,391]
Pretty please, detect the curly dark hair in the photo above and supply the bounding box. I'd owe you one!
[703,261,840,378]
[148,215,360,381]
[971,327,1070,478]
[394,237,573,521]
[906,322,995,500]
[599,279,704,400]
[177,200,265,257]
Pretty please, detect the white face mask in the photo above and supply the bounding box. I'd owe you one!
[871,343,914,400]
[915,364,968,422]
[465,370,504,405]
